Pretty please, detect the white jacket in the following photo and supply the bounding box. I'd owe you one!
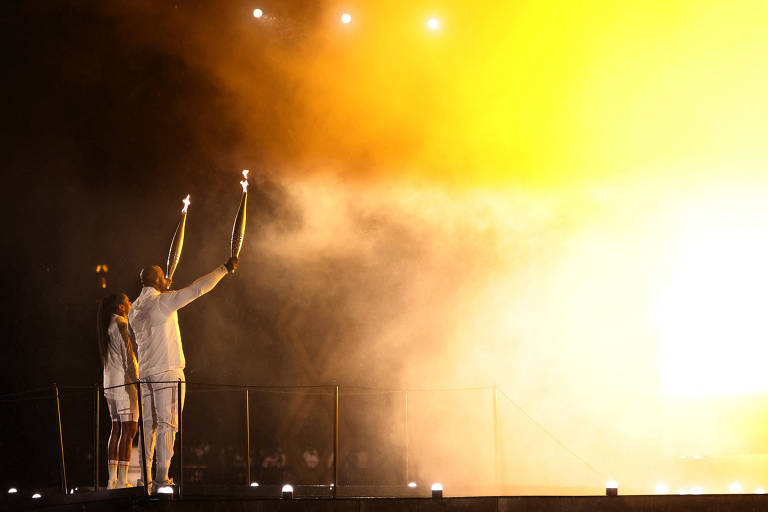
[128,266,228,378]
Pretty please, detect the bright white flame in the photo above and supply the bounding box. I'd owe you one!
[181,194,191,214]
[250,482,259,487]
[606,480,618,490]
[341,13,351,24]
[756,488,766,494]
[282,484,294,493]
[729,482,743,493]
[431,483,443,491]
[32,493,42,499]
[240,170,249,193]
[7,488,17,494]
[408,482,417,488]
[427,18,439,30]
[654,483,669,494]
[253,9,263,18]
[157,486,174,494]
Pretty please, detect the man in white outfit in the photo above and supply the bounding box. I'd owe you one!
[128,257,238,490]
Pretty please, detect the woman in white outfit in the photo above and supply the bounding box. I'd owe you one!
[97,293,139,489]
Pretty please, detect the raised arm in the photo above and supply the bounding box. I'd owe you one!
[158,258,237,312]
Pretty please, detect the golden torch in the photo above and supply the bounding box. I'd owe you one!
[230,170,248,272]
[166,194,190,288]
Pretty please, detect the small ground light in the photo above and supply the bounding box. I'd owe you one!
[431,483,443,499]
[654,483,669,494]
[253,8,263,18]
[755,488,766,494]
[32,493,42,499]
[250,482,259,487]
[729,482,743,493]
[157,486,174,495]
[7,488,17,494]
[605,480,618,497]
[282,484,294,499]
[408,482,417,488]
[690,486,703,495]
[341,13,351,24]
[427,18,439,30]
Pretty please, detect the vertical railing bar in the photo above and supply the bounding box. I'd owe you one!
[53,383,68,494]
[333,385,339,498]
[178,378,183,498]
[245,387,251,486]
[404,390,409,485]
[94,383,100,491]
[493,384,499,489]
[135,380,149,497]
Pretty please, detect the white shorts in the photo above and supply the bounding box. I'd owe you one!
[107,393,139,423]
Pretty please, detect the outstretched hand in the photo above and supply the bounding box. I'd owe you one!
[225,256,239,273]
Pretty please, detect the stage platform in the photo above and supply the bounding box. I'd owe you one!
[5,488,768,512]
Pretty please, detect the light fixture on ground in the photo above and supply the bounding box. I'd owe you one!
[690,486,703,495]
[252,8,263,18]
[431,483,443,499]
[654,483,668,494]
[282,484,294,499]
[605,480,618,497]
[157,486,174,495]
[32,493,42,499]
[341,13,351,24]
[729,482,743,493]
[408,482,417,488]
[755,488,766,494]
[250,482,259,487]
[7,488,17,494]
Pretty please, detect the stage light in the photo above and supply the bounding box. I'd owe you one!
[605,480,618,497]
[729,482,743,493]
[32,493,41,499]
[253,8,263,18]
[408,482,417,488]
[427,18,439,30]
[678,488,688,495]
[282,484,294,499]
[157,486,174,494]
[431,483,443,499]
[341,13,351,24]
[654,483,668,494]
[250,482,259,487]
[691,486,703,495]
[755,488,766,494]
[7,488,17,494]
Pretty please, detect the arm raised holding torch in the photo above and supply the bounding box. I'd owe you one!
[166,194,190,289]
[230,170,248,273]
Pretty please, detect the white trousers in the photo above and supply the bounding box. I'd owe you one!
[140,369,185,480]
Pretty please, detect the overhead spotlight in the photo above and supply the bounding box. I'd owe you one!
[408,482,417,488]
[250,482,260,487]
[282,484,294,499]
[427,17,440,30]
[605,480,618,497]
[157,486,174,495]
[431,483,443,499]
[7,488,18,494]
[729,482,743,493]
[32,493,42,499]
[654,483,669,494]
[253,8,263,18]
[341,13,351,24]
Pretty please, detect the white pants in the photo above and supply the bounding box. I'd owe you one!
[140,369,185,480]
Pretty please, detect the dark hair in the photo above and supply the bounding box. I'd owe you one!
[96,294,122,368]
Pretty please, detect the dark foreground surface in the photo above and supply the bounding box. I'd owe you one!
[4,488,768,512]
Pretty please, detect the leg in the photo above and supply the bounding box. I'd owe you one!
[117,421,138,487]
[154,370,184,484]
[142,380,159,482]
[107,420,121,488]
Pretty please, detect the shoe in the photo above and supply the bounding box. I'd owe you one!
[116,481,134,489]
[107,479,117,490]
[151,478,175,495]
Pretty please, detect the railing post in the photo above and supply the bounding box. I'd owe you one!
[404,390,409,484]
[94,383,100,490]
[178,378,183,498]
[332,385,339,498]
[53,383,67,494]
[135,380,149,497]
[493,384,500,489]
[245,388,251,486]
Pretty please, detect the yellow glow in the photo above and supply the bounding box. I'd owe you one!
[252,8,262,18]
[341,13,351,24]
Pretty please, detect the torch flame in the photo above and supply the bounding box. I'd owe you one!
[181,194,191,214]
[240,170,249,193]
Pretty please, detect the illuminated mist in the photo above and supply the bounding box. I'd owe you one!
[90,0,768,495]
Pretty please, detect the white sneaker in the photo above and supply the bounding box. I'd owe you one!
[151,478,175,495]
